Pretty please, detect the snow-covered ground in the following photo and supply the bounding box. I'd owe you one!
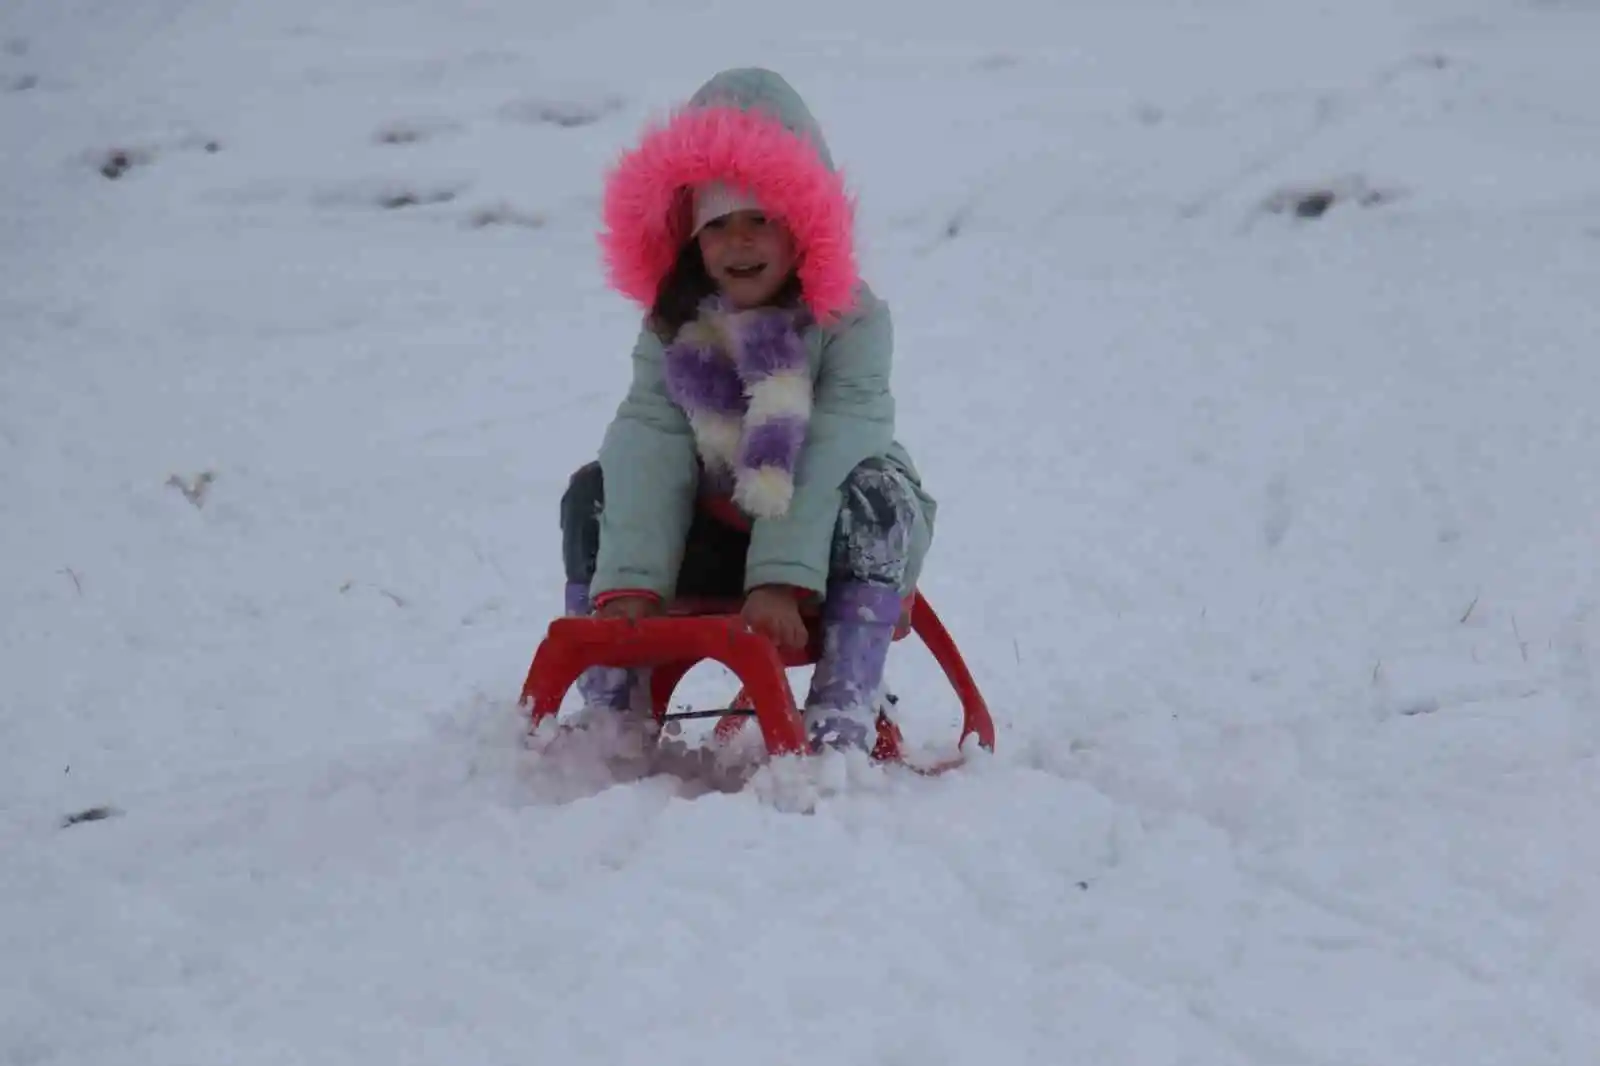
[5,0,1599,1061]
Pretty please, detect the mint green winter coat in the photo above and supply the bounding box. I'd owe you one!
[589,68,936,603]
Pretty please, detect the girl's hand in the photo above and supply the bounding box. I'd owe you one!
[742,585,808,650]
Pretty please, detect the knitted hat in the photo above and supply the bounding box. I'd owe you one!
[691,180,763,235]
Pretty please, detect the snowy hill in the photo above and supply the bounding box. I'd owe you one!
[4,0,1599,1061]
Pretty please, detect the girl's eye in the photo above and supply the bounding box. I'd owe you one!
[747,213,768,226]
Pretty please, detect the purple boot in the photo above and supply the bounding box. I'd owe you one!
[803,582,903,752]
[564,582,649,714]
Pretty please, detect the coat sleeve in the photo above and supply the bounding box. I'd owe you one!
[743,294,896,595]
[591,326,700,599]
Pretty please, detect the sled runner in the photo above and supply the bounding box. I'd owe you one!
[518,498,995,773]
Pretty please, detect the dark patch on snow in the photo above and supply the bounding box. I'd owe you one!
[374,118,460,146]
[9,73,38,91]
[932,202,975,246]
[167,470,216,508]
[1133,103,1165,125]
[1262,472,1292,548]
[1261,175,1403,220]
[171,132,222,154]
[975,53,1021,71]
[498,95,623,129]
[381,188,457,209]
[377,127,425,145]
[312,179,466,211]
[465,203,546,229]
[95,136,218,179]
[99,147,150,180]
[61,805,122,829]
[1294,190,1335,218]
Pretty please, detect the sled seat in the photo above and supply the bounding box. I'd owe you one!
[662,592,913,644]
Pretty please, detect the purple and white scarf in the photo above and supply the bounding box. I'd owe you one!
[661,296,812,519]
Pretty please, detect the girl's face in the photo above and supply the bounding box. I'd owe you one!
[696,210,797,309]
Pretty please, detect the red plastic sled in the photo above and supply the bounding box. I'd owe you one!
[518,497,995,773]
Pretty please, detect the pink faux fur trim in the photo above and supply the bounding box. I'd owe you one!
[599,105,859,323]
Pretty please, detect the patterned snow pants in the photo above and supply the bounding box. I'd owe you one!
[561,457,922,597]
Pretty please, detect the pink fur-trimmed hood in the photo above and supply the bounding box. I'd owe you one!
[598,68,859,324]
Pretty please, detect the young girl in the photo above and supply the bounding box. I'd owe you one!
[560,67,937,753]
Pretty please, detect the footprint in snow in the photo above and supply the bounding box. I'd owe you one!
[61,805,123,829]
[311,178,465,211]
[497,94,623,129]
[1260,174,1405,220]
[372,117,461,146]
[92,134,221,180]
[463,202,545,230]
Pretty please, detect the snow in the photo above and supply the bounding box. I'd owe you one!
[4,0,1599,1061]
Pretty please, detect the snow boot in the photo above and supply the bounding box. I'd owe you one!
[802,581,902,752]
[559,583,657,753]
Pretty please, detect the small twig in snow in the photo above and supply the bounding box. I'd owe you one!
[1459,592,1480,624]
[1512,615,1528,663]
[339,580,407,608]
[58,567,83,595]
[166,470,216,508]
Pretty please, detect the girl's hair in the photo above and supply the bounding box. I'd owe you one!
[647,226,803,340]
[647,239,716,339]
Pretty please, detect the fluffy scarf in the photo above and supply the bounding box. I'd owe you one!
[661,297,812,519]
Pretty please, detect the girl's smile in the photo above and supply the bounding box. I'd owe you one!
[697,210,797,308]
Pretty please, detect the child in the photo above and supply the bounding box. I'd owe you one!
[560,67,937,753]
